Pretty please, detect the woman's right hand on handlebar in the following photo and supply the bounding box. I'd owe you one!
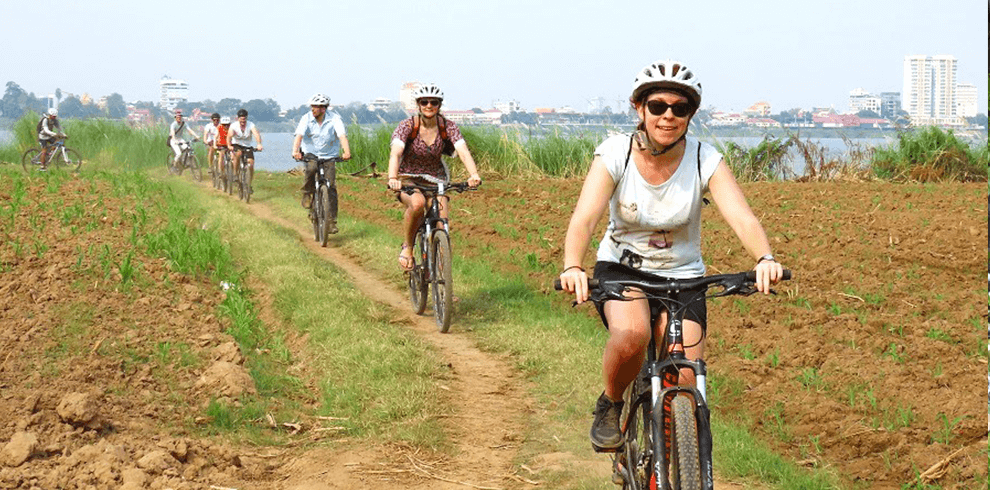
[559,266,590,304]
[387,177,402,191]
[292,149,303,161]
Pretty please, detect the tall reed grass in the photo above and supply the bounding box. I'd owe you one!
[871,126,988,182]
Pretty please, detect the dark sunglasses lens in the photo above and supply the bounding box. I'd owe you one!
[647,101,691,117]
[420,99,439,107]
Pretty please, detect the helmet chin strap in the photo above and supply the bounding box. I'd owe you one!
[636,130,685,156]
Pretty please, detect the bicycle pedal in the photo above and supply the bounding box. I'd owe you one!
[591,442,622,454]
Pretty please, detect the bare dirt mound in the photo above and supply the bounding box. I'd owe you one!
[0,176,269,488]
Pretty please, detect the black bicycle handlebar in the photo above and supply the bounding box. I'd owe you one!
[393,181,480,194]
[553,270,792,293]
[296,154,343,163]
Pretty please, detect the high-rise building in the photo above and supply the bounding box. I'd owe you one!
[160,76,189,111]
[848,88,881,115]
[955,82,978,118]
[879,92,901,119]
[902,55,961,125]
[399,81,422,113]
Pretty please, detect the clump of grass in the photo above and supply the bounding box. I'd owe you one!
[871,126,988,182]
[791,134,875,181]
[716,135,794,182]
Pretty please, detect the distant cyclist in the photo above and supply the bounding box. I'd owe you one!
[386,83,481,271]
[169,109,199,168]
[292,93,351,232]
[203,112,221,175]
[213,116,231,177]
[227,108,263,189]
[37,108,66,170]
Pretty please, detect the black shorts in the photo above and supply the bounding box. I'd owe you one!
[592,261,708,333]
[232,144,254,160]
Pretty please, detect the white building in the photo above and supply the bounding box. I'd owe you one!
[955,82,978,118]
[848,88,881,115]
[368,97,392,111]
[902,55,962,125]
[160,76,189,111]
[493,99,522,113]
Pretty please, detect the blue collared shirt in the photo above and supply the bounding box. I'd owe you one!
[295,111,347,158]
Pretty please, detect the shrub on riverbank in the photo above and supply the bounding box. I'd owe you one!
[871,126,988,182]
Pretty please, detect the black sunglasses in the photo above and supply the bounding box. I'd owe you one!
[646,100,692,118]
[418,98,441,107]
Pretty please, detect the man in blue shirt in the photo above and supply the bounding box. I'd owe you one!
[292,93,351,233]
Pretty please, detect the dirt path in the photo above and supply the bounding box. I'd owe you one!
[243,202,533,490]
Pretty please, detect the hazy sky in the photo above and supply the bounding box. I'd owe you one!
[3,0,987,114]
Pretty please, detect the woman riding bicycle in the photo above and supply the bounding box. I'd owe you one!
[557,60,785,451]
[386,83,482,271]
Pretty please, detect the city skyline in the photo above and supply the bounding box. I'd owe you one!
[1,0,986,115]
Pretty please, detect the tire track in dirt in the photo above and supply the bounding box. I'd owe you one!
[240,200,532,489]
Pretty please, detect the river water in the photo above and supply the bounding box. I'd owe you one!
[0,127,896,176]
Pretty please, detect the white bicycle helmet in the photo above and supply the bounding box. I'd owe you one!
[308,93,330,106]
[47,108,58,117]
[412,83,444,101]
[631,59,703,109]
[220,116,231,124]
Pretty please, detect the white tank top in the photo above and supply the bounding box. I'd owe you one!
[595,134,722,278]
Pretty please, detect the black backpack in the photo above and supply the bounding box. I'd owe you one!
[405,115,455,157]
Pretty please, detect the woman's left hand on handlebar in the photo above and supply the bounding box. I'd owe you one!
[754,259,784,294]
[342,150,351,160]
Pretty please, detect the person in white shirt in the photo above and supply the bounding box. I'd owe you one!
[169,110,199,167]
[557,59,784,451]
[292,93,351,232]
[227,108,263,189]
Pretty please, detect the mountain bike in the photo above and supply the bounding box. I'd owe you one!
[21,136,83,172]
[231,145,260,203]
[165,139,202,181]
[399,180,478,333]
[555,269,791,490]
[298,154,342,247]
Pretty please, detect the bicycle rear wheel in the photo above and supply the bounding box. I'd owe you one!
[431,229,453,333]
[617,383,652,489]
[669,394,701,490]
[408,229,428,315]
[21,148,41,172]
[317,185,330,247]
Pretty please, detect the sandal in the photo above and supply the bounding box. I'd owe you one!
[398,244,414,272]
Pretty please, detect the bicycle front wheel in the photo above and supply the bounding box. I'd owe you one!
[51,148,83,172]
[318,185,331,247]
[670,394,701,490]
[431,229,453,333]
[226,158,235,195]
[21,148,41,172]
[408,229,428,315]
[187,154,202,181]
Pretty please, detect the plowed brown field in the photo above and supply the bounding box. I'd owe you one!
[0,167,986,490]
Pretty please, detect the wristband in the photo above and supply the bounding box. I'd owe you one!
[757,254,775,264]
[562,265,585,274]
